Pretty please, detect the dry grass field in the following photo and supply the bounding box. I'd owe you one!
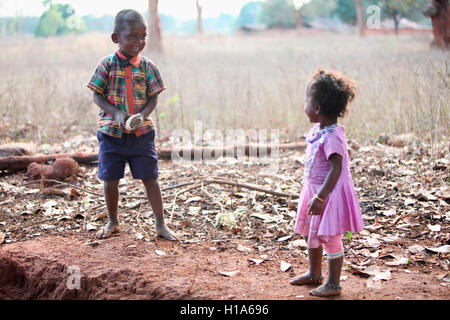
[0,30,448,150]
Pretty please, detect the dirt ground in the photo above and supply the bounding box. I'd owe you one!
[0,233,448,300]
[0,133,449,300]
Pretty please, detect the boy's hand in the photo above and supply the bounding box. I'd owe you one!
[307,197,324,215]
[114,110,131,131]
[126,113,144,133]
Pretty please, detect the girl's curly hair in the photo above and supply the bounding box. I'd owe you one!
[307,68,357,118]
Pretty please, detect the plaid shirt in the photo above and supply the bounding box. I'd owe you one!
[87,50,166,138]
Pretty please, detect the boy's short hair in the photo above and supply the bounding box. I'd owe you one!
[113,9,146,34]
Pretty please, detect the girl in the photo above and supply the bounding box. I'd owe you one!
[290,68,364,297]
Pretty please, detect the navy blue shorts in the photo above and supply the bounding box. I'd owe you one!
[97,130,159,181]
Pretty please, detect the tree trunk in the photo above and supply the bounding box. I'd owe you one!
[393,14,399,35]
[196,0,203,34]
[424,0,450,50]
[148,0,163,52]
[354,0,366,37]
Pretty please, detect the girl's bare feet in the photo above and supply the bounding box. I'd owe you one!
[156,222,178,241]
[95,221,120,239]
[290,273,324,286]
[310,283,342,297]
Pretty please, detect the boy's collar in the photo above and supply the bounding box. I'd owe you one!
[116,50,142,68]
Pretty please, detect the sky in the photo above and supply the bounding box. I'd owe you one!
[0,0,252,20]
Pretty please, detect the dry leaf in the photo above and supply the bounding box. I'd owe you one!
[219,270,240,277]
[408,245,425,254]
[236,244,252,253]
[379,208,396,217]
[135,233,144,240]
[185,196,202,204]
[288,239,307,249]
[86,223,97,231]
[155,250,166,256]
[0,231,5,245]
[280,261,291,272]
[425,245,450,254]
[248,258,264,265]
[277,235,291,242]
[385,257,409,266]
[427,224,441,232]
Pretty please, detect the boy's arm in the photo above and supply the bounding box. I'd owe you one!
[139,94,159,119]
[308,153,343,215]
[93,91,129,130]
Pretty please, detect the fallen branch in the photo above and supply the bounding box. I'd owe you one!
[203,179,299,199]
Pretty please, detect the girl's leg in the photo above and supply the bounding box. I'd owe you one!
[310,235,344,297]
[290,236,324,285]
[142,178,178,241]
[96,180,121,239]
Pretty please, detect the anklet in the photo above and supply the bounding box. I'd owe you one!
[325,283,342,292]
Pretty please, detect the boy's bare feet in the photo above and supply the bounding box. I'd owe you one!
[310,283,342,297]
[96,221,120,239]
[156,222,178,241]
[289,273,324,286]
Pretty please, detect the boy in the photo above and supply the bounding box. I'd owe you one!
[87,9,177,241]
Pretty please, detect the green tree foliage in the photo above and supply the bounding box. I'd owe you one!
[259,0,296,28]
[35,1,85,37]
[331,0,429,26]
[237,1,262,26]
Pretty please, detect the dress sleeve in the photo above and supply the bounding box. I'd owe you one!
[87,58,109,95]
[323,132,346,160]
[146,62,166,97]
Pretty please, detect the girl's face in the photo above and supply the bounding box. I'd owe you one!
[113,22,147,58]
[304,93,320,123]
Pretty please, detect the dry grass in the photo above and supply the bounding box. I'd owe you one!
[0,30,448,148]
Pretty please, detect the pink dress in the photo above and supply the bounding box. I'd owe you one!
[295,124,364,247]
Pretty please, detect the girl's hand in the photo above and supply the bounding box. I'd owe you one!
[308,197,324,215]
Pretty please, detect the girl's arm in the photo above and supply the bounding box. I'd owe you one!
[308,153,343,215]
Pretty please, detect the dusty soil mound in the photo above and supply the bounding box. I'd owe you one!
[0,234,448,300]
[0,235,198,300]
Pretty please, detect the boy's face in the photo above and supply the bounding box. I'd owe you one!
[112,21,147,58]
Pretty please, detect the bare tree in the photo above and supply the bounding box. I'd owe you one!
[148,0,162,52]
[353,0,366,37]
[424,0,449,49]
[196,0,203,34]
[290,0,309,29]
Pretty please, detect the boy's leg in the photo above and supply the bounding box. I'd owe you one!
[142,178,178,241]
[96,179,121,239]
[290,236,324,285]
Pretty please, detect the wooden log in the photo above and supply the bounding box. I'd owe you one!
[0,153,98,171]
[0,142,306,171]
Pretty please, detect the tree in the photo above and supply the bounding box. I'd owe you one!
[148,0,162,52]
[424,0,449,49]
[290,0,310,28]
[196,0,203,34]
[333,0,357,24]
[259,0,296,28]
[353,0,366,36]
[237,1,262,27]
[380,0,426,35]
[35,1,85,37]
